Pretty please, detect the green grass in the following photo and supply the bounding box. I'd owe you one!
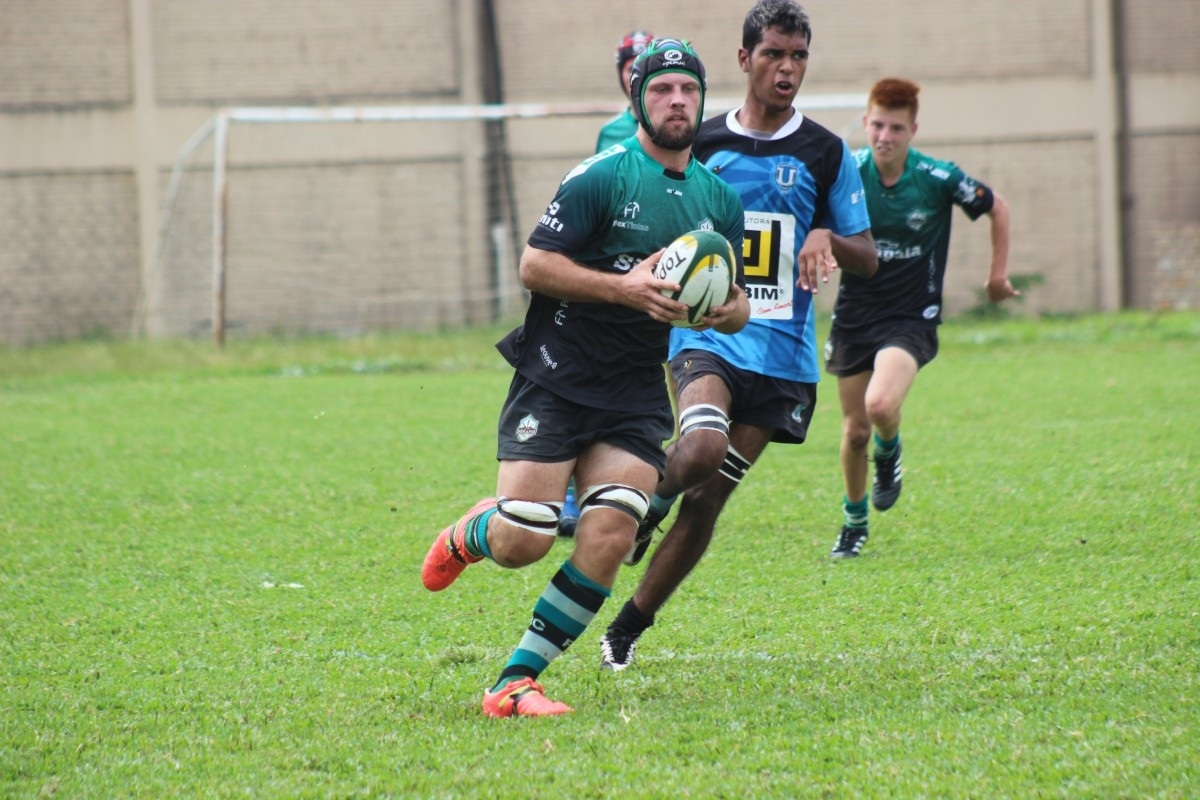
[2,312,1198,798]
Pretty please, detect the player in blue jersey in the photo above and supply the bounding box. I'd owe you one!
[421,39,748,716]
[826,77,1017,558]
[600,0,878,671]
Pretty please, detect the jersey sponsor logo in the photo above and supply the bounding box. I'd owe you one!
[930,166,951,180]
[906,210,927,231]
[539,201,564,233]
[538,345,558,370]
[516,414,540,442]
[742,211,796,319]
[851,188,865,205]
[613,197,649,231]
[876,238,922,262]
[612,253,638,272]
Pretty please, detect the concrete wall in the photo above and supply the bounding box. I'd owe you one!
[1,0,1197,344]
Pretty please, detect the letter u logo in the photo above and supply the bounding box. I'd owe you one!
[775,164,797,190]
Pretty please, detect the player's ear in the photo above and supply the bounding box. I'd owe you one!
[737,48,750,72]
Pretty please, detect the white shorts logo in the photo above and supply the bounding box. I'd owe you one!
[516,414,540,442]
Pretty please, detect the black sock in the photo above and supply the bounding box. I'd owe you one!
[609,598,655,638]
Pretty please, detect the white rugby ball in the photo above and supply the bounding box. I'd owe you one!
[655,229,736,328]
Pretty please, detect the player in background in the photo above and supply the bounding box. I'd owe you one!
[596,31,655,154]
[421,39,748,716]
[560,29,658,539]
[826,77,1017,558]
[600,0,877,671]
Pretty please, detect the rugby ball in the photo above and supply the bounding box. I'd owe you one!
[656,230,736,328]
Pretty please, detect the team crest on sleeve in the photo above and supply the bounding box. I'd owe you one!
[516,414,540,442]
[954,178,980,204]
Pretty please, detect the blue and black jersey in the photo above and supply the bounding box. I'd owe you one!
[678,110,871,383]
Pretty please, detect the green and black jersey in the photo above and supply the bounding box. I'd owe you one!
[832,146,994,342]
[498,137,744,412]
[596,109,638,154]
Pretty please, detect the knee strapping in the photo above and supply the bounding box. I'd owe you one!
[496,497,562,537]
[679,403,730,438]
[578,483,650,524]
[718,445,751,484]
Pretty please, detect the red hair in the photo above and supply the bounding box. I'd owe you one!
[868,78,920,118]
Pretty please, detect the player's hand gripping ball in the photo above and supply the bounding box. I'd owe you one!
[655,230,735,327]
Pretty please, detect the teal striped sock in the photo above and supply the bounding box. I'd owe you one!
[843,496,869,529]
[648,491,677,519]
[493,561,609,689]
[874,432,899,458]
[461,508,496,559]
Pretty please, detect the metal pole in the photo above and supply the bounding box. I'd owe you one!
[212,112,230,347]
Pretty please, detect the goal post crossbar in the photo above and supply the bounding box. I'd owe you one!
[143,94,866,344]
[218,94,867,124]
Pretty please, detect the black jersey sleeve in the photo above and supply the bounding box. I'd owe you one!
[947,165,995,221]
[526,152,619,255]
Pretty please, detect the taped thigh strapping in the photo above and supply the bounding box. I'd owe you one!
[679,403,730,438]
[578,484,650,524]
[496,497,562,536]
[718,445,751,484]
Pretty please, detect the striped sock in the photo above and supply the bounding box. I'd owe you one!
[843,496,869,529]
[874,432,899,459]
[492,561,610,690]
[460,507,496,560]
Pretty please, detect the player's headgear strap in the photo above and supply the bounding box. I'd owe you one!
[629,38,707,137]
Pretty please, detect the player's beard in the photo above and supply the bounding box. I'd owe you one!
[649,122,696,151]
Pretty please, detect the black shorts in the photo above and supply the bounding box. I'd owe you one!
[824,327,939,377]
[496,372,673,477]
[670,350,817,445]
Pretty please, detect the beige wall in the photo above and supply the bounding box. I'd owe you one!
[1,0,1198,344]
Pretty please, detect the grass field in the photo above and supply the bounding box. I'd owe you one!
[2,312,1198,798]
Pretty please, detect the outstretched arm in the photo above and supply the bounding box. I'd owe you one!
[983,192,1019,303]
[796,228,878,294]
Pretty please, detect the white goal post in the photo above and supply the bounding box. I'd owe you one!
[138,94,865,345]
